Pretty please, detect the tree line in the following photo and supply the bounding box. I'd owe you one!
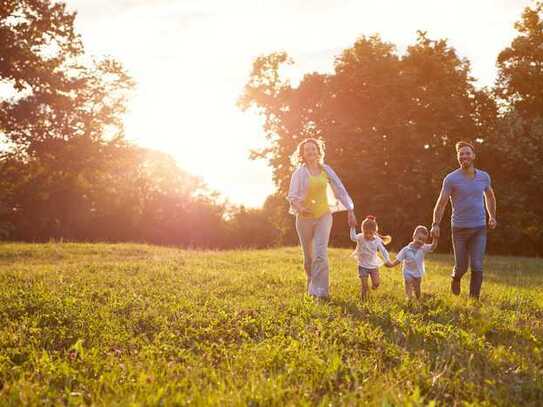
[239,3,543,256]
[1,1,542,255]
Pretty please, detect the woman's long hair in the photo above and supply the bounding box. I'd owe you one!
[290,138,325,167]
[362,215,392,245]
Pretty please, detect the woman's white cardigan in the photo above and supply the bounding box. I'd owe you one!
[287,164,354,215]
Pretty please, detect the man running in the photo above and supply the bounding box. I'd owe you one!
[430,141,497,299]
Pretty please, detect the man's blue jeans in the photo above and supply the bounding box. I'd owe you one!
[451,226,487,298]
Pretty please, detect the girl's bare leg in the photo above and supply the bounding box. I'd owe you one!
[370,270,380,290]
[360,277,370,301]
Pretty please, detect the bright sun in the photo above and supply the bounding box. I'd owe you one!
[123,77,272,207]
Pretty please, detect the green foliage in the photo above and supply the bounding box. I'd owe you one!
[489,2,543,255]
[1,0,135,241]
[227,205,279,248]
[0,243,541,405]
[0,0,82,93]
[497,2,543,119]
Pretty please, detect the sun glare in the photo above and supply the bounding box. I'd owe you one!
[123,79,271,207]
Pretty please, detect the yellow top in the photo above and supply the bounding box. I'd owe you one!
[302,170,330,219]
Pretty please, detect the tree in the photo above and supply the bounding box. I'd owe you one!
[227,204,280,248]
[0,0,82,94]
[1,0,134,240]
[496,2,543,119]
[491,2,543,254]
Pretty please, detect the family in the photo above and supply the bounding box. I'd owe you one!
[287,138,497,301]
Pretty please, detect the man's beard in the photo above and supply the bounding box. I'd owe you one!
[460,160,472,168]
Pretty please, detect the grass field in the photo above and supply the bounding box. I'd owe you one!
[0,243,542,406]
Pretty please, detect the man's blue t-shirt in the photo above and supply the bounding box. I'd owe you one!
[442,168,491,228]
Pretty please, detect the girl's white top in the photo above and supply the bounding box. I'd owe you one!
[287,164,354,215]
[350,228,391,268]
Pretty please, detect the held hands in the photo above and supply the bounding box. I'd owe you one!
[488,217,497,229]
[385,259,400,268]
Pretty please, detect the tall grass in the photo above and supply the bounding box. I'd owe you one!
[0,243,541,405]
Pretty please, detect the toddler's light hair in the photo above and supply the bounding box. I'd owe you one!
[413,225,429,238]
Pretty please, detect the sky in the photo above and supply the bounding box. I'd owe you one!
[64,0,533,207]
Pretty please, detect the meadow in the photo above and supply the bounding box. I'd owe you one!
[0,243,542,406]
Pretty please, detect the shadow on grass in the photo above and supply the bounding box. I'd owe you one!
[329,294,540,356]
[326,295,543,404]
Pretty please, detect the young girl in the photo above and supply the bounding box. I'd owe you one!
[350,215,393,300]
[388,225,438,300]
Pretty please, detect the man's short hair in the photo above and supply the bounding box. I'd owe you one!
[455,141,475,153]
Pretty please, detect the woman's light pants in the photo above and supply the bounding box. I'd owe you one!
[295,212,333,297]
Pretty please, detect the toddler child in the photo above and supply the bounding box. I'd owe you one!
[389,225,438,300]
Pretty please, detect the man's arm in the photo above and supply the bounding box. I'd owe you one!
[431,190,450,238]
[430,235,438,251]
[484,186,497,229]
